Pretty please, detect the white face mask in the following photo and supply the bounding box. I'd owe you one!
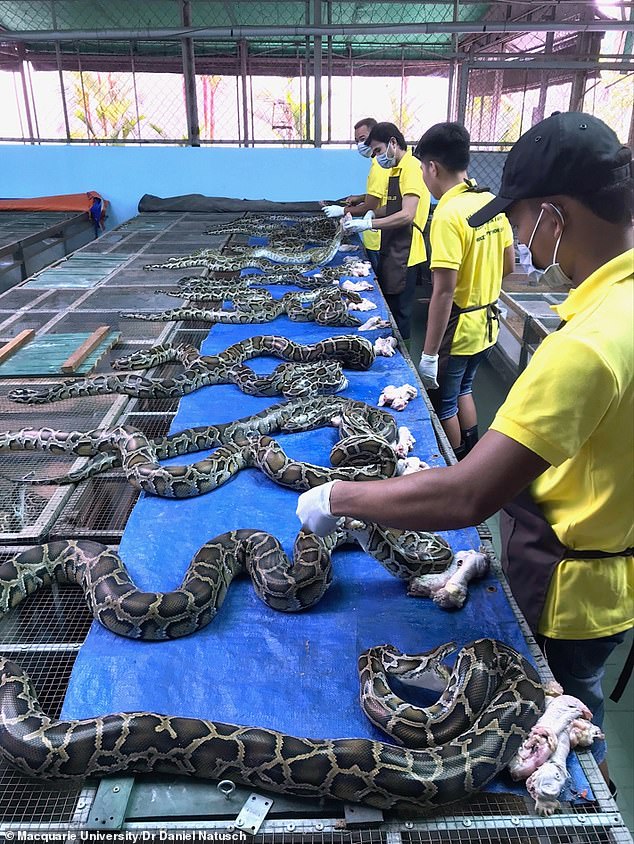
[357,141,372,158]
[517,204,572,287]
[376,140,397,169]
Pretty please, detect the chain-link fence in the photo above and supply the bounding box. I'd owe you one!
[0,0,632,147]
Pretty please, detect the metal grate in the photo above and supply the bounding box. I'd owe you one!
[120,412,176,438]
[49,477,140,542]
[0,648,92,825]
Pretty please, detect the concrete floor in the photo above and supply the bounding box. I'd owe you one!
[410,293,634,833]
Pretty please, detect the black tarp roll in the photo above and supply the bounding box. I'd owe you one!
[138,194,324,214]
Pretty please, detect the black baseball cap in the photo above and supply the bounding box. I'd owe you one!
[468,112,632,228]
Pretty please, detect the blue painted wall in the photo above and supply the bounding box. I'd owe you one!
[0,145,370,228]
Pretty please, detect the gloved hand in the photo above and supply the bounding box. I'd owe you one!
[342,210,375,233]
[418,353,439,389]
[322,205,345,219]
[296,480,340,537]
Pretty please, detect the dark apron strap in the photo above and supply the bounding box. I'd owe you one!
[610,637,634,703]
[458,300,501,343]
[378,174,415,296]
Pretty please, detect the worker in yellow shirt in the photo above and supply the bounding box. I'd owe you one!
[297,112,633,789]
[321,117,388,274]
[414,122,515,457]
[342,121,431,342]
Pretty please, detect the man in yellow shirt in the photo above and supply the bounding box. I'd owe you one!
[413,122,515,456]
[321,118,388,273]
[298,113,633,786]
[343,121,431,342]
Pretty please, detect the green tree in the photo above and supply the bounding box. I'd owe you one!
[71,71,165,143]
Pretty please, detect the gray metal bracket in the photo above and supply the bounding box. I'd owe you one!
[235,792,274,834]
[86,776,135,830]
[344,803,384,826]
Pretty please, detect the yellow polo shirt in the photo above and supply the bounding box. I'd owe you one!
[491,248,634,639]
[430,182,513,355]
[367,149,430,267]
[362,158,388,252]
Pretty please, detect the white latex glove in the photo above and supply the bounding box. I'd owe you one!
[342,210,374,233]
[418,353,439,389]
[322,205,345,219]
[296,480,339,537]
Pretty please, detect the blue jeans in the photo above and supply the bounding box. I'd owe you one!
[437,348,490,422]
[539,630,628,763]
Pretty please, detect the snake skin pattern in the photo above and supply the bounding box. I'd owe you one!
[120,287,362,327]
[0,526,451,639]
[8,335,374,404]
[144,228,344,271]
[0,396,403,497]
[0,637,543,811]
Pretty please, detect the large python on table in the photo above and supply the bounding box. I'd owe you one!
[0,396,407,497]
[8,335,375,404]
[120,286,362,327]
[0,632,543,812]
[0,524,452,637]
[144,228,344,271]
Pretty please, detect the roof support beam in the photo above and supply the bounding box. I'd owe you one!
[1,21,631,42]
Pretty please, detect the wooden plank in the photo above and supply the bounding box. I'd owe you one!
[61,325,111,373]
[0,329,35,364]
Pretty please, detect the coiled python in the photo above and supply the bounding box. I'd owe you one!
[0,635,543,811]
[8,335,374,404]
[120,287,361,327]
[1,396,404,497]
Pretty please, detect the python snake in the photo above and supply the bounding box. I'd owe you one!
[121,287,361,327]
[8,335,374,404]
[0,632,543,811]
[144,228,344,271]
[0,396,404,497]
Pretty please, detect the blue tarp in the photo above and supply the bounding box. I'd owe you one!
[61,241,591,805]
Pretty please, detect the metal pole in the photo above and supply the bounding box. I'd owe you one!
[327,0,332,142]
[51,0,70,141]
[130,42,142,142]
[456,60,469,125]
[26,55,41,142]
[17,44,35,143]
[314,0,322,147]
[180,0,200,146]
[447,0,459,120]
[239,39,250,146]
[77,47,91,141]
[534,31,554,124]
[305,0,311,142]
[3,21,630,41]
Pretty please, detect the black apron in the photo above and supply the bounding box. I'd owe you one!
[428,299,499,414]
[501,486,634,637]
[378,174,420,295]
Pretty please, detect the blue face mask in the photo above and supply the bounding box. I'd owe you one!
[376,140,397,169]
[357,141,372,158]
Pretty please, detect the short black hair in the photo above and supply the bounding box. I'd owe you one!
[366,122,407,151]
[354,117,377,131]
[573,147,633,225]
[414,122,471,172]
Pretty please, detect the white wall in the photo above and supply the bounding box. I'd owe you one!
[0,145,371,228]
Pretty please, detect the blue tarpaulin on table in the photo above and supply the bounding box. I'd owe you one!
[61,238,592,805]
